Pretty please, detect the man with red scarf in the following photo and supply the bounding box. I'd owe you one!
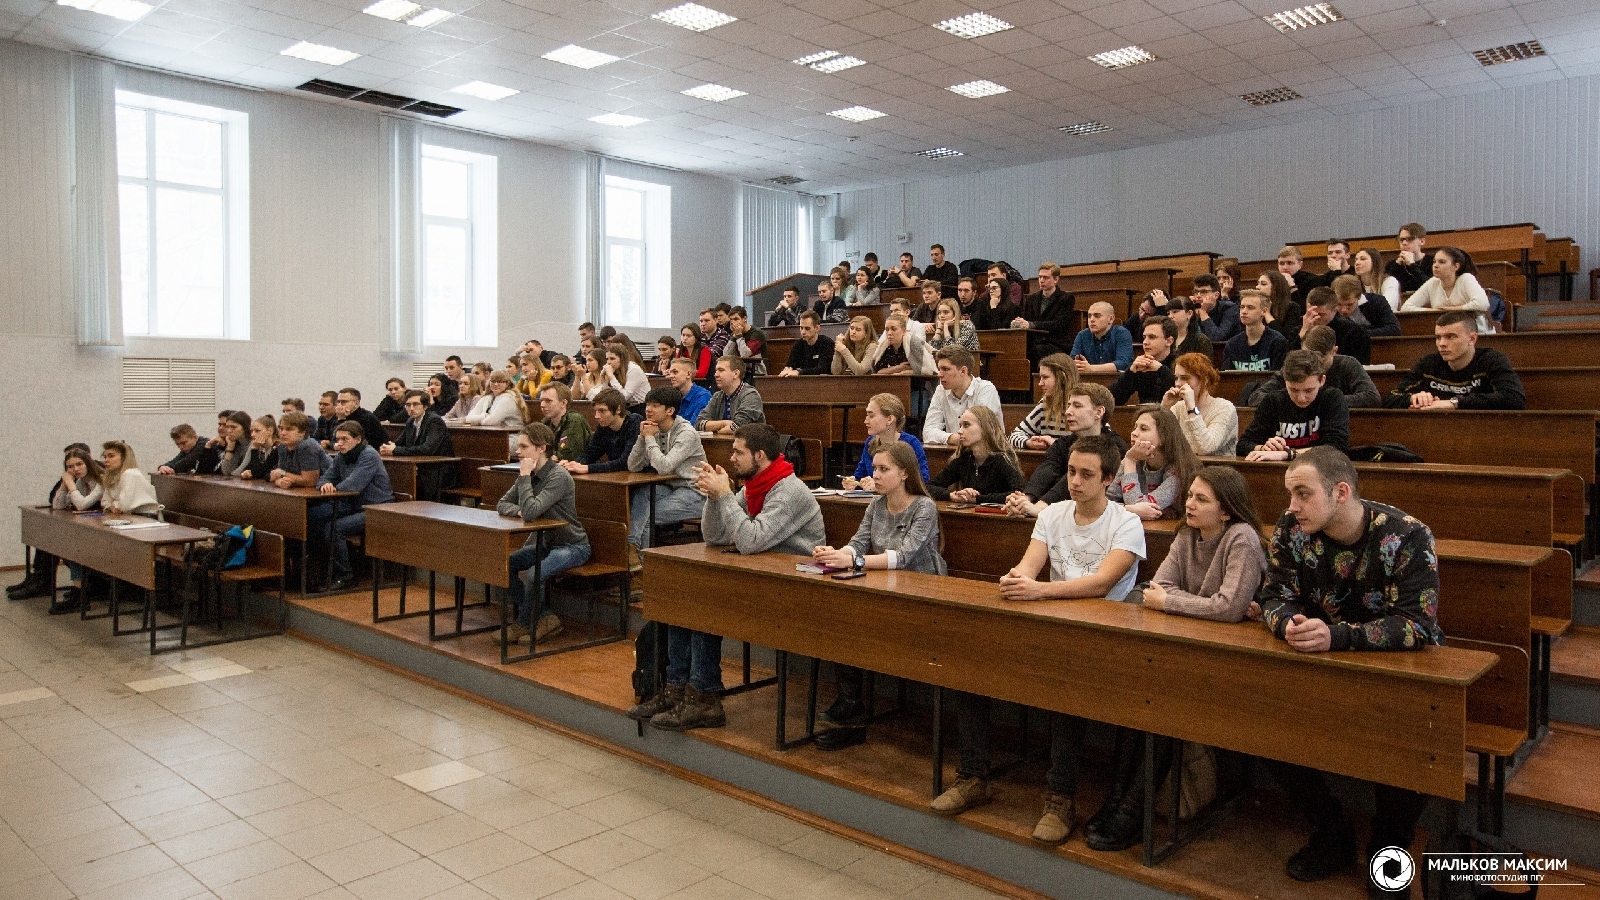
[632,424,825,733]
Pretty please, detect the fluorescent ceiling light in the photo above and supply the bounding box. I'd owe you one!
[793,50,838,65]
[947,79,1008,98]
[1264,3,1343,32]
[1089,45,1157,69]
[810,55,865,73]
[651,2,736,32]
[591,113,647,127]
[828,106,884,122]
[56,0,151,20]
[1240,87,1302,105]
[452,81,519,101]
[934,12,1012,39]
[405,7,451,27]
[543,44,620,69]
[681,83,746,102]
[281,41,361,66]
[1474,41,1546,66]
[917,147,962,159]
[362,0,418,20]
[1060,120,1111,135]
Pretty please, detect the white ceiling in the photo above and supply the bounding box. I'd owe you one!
[6,0,1600,192]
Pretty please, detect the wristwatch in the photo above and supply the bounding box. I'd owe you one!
[852,550,865,573]
[1189,407,1201,416]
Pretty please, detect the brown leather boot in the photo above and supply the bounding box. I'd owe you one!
[626,683,683,721]
[649,685,725,731]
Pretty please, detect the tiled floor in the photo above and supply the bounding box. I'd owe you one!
[0,599,1009,900]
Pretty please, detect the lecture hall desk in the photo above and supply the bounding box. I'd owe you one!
[379,455,460,501]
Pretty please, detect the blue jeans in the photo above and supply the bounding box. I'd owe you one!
[628,484,704,549]
[507,540,590,627]
[307,500,365,579]
[666,626,724,694]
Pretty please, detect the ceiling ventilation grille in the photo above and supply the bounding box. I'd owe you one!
[1241,87,1303,106]
[1474,41,1545,66]
[295,80,462,117]
[122,357,216,413]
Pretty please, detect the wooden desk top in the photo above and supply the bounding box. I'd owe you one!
[20,507,215,590]
[367,500,556,533]
[483,464,675,487]
[379,455,461,465]
[364,502,565,586]
[20,506,213,544]
[154,472,355,500]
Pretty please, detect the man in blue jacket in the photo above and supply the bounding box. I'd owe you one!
[312,421,394,592]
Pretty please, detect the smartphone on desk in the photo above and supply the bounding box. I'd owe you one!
[830,571,867,580]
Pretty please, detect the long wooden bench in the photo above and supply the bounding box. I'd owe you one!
[151,510,287,652]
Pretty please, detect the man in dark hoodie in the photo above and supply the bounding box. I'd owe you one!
[311,421,394,592]
[335,388,389,454]
[1384,311,1526,410]
[1238,350,1349,459]
[373,378,409,424]
[156,423,221,475]
[379,389,457,500]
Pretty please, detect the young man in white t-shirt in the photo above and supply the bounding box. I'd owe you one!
[930,435,1145,844]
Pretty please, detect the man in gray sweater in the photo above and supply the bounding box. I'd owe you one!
[695,356,765,435]
[627,386,707,550]
[635,424,825,733]
[496,422,590,647]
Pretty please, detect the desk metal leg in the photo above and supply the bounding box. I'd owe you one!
[774,653,820,751]
[512,531,625,664]
[932,686,945,797]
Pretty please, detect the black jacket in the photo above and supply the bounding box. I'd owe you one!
[971,297,1021,332]
[1110,358,1174,405]
[1023,428,1130,504]
[341,407,389,449]
[922,261,960,294]
[1020,289,1077,345]
[1288,313,1371,364]
[928,451,1024,504]
[584,413,642,473]
[1386,256,1432,293]
[392,411,457,498]
[431,372,459,417]
[1384,347,1526,410]
[1350,293,1401,337]
[784,336,834,376]
[373,395,408,424]
[1238,386,1349,455]
[163,442,221,474]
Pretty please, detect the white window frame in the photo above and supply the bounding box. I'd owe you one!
[419,143,498,348]
[115,90,250,340]
[603,174,671,329]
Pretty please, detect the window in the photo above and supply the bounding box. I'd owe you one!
[420,144,497,347]
[116,92,249,339]
[603,175,670,328]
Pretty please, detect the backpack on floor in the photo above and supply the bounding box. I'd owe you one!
[632,622,664,700]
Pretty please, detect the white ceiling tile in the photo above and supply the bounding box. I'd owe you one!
[1081,0,1166,29]
[1172,0,1254,29]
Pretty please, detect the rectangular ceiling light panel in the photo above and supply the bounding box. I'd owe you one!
[1060,120,1111,135]
[452,81,519,100]
[282,41,361,65]
[947,79,1008,98]
[544,44,620,69]
[1090,45,1156,68]
[57,0,151,20]
[811,55,865,73]
[1240,86,1302,105]
[591,113,648,127]
[934,12,1012,38]
[652,2,736,31]
[1264,3,1343,33]
[1474,41,1545,66]
[682,83,746,102]
[917,147,962,158]
[828,106,885,122]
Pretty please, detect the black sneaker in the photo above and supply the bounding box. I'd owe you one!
[1286,826,1357,882]
[819,697,867,726]
[48,588,82,616]
[1084,794,1143,852]
[814,725,866,751]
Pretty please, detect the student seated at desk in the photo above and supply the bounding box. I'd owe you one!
[604,343,651,411]
[1248,326,1381,409]
[1223,290,1288,373]
[1400,247,1490,332]
[627,386,708,551]
[224,415,278,481]
[848,393,929,486]
[1166,297,1213,360]
[213,411,252,478]
[1009,354,1077,449]
[1238,351,1350,460]
[663,359,711,427]
[696,423,824,557]
[1257,271,1303,339]
[1012,262,1077,363]
[654,337,678,376]
[574,350,608,403]
[696,357,764,435]
[515,355,552,406]
[831,316,879,376]
[722,309,767,379]
[311,422,395,593]
[426,372,458,418]
[1256,448,1443,894]
[156,423,220,476]
[333,389,387,458]
[1289,286,1371,365]
[45,447,106,614]
[1108,406,1197,520]
[1193,274,1240,344]
[924,346,1001,447]
[374,378,408,424]
[1161,353,1238,456]
[1331,273,1399,337]
[810,281,847,324]
[562,389,638,475]
[280,397,305,418]
[844,267,879,307]
[495,422,591,648]
[934,436,1145,843]
[271,412,329,488]
[1384,310,1526,410]
[677,326,712,380]
[928,298,979,353]
[9,444,96,602]
[538,383,591,463]
[872,314,936,376]
[101,440,159,516]
[929,407,1024,504]
[548,354,576,390]
[1111,317,1177,405]
[1086,465,1268,851]
[1071,302,1134,374]
[1005,383,1129,518]
[313,392,339,448]
[465,371,526,427]
[1354,248,1402,312]
[778,310,835,377]
[442,374,483,422]
[910,281,941,328]
[381,389,456,501]
[972,274,1021,332]
[812,440,947,749]
[766,285,801,328]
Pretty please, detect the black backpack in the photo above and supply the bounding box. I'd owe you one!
[632,622,664,700]
[777,433,806,480]
[1349,443,1424,463]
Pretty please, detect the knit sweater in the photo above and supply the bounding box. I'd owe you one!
[1107,462,1181,517]
[628,417,706,488]
[1007,400,1074,447]
[1152,523,1267,622]
[497,459,587,549]
[1178,395,1238,456]
[1260,502,1444,651]
[700,473,826,556]
[927,451,1024,504]
[696,383,765,430]
[847,495,947,575]
[105,468,160,515]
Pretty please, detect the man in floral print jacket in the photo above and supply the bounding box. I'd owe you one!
[1256,445,1444,897]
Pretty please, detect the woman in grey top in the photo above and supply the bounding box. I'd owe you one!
[810,440,947,749]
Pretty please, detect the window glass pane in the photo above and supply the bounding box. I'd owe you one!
[154,188,225,337]
[606,186,643,240]
[153,113,222,189]
[424,223,468,345]
[119,183,149,335]
[607,242,643,323]
[116,107,147,179]
[421,157,470,219]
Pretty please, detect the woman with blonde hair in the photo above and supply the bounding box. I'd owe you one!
[228,415,279,480]
[1353,248,1400,311]
[1008,353,1077,448]
[928,407,1023,504]
[100,441,159,516]
[928,298,979,352]
[465,370,525,427]
[445,374,485,422]
[1109,405,1199,520]
[831,315,879,375]
[1161,352,1238,456]
[870,314,936,376]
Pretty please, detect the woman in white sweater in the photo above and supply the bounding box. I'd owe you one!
[603,344,650,410]
[1161,352,1238,457]
[464,370,525,427]
[1085,465,1268,852]
[444,374,483,422]
[1401,246,1489,330]
[869,315,936,376]
[100,441,160,516]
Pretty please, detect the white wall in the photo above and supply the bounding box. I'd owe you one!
[0,39,739,566]
[827,74,1600,291]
